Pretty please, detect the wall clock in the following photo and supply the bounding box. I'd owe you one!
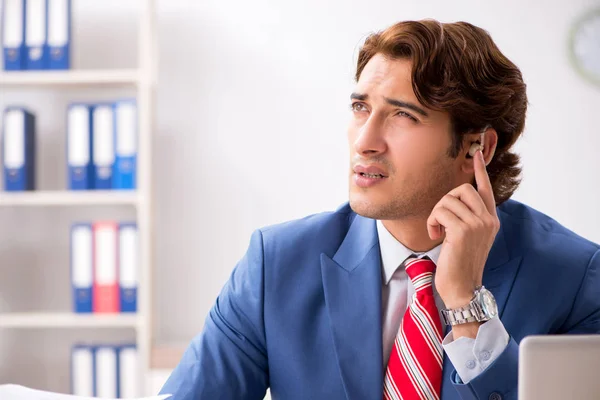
[569,7,600,86]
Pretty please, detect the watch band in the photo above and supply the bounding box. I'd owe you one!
[440,286,490,326]
[440,302,481,326]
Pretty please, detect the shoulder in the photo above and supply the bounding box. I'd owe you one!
[498,199,600,268]
[257,202,356,255]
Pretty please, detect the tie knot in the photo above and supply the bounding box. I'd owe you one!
[404,258,436,291]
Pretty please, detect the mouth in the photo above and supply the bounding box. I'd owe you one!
[352,167,389,188]
[357,172,386,179]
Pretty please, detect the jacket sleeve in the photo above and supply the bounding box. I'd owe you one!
[451,248,600,400]
[159,230,269,400]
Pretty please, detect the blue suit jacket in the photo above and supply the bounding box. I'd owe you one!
[161,199,600,399]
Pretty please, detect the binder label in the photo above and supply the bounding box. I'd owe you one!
[93,106,115,167]
[96,226,116,285]
[4,110,24,169]
[68,106,90,167]
[3,0,24,48]
[26,0,46,52]
[72,225,92,287]
[72,348,94,396]
[119,226,138,288]
[116,102,137,157]
[95,347,117,398]
[48,0,68,47]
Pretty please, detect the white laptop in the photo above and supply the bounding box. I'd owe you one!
[519,335,600,400]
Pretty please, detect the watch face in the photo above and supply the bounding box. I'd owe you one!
[478,288,498,318]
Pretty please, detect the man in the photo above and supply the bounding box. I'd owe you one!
[160,20,600,400]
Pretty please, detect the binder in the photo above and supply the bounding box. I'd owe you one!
[71,345,95,396]
[67,104,93,190]
[47,0,70,69]
[25,0,48,70]
[92,104,115,190]
[2,0,26,70]
[2,107,36,191]
[92,222,119,313]
[118,345,138,398]
[71,223,93,313]
[113,100,137,190]
[118,223,138,313]
[95,345,118,398]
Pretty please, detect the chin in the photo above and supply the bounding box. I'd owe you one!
[348,191,390,220]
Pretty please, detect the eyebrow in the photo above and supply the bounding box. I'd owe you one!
[350,92,429,117]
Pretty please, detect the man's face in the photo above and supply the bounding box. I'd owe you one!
[348,54,462,221]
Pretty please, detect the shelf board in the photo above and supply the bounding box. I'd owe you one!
[0,312,140,328]
[0,69,141,88]
[0,190,139,206]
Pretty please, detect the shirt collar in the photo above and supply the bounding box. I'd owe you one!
[376,219,443,285]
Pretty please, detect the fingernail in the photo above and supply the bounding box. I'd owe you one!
[478,150,484,162]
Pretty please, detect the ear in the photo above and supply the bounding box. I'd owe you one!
[460,126,498,173]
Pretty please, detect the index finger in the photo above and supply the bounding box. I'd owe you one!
[474,149,497,216]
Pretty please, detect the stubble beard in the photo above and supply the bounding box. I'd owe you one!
[350,161,456,221]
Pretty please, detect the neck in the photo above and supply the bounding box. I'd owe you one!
[381,217,443,252]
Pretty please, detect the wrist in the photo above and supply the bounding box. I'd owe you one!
[441,290,477,309]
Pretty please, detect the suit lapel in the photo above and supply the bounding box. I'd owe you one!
[481,209,523,318]
[321,214,383,400]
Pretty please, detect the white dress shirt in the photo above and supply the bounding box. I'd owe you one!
[377,220,509,383]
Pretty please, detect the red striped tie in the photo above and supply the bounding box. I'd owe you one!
[384,258,444,400]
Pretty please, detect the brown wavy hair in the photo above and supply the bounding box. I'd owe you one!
[355,20,528,205]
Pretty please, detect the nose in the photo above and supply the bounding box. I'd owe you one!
[353,114,387,156]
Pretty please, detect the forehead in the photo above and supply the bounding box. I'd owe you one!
[356,54,415,100]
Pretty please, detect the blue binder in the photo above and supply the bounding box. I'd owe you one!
[113,100,137,190]
[94,345,119,398]
[2,0,26,70]
[2,107,36,191]
[25,0,49,70]
[67,104,94,190]
[71,345,96,396]
[47,0,70,69]
[92,104,115,190]
[118,223,138,313]
[70,223,93,313]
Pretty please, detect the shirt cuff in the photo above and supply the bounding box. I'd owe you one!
[441,316,509,384]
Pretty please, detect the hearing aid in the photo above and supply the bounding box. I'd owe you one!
[468,141,483,157]
[467,127,488,158]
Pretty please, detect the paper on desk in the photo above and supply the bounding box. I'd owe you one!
[0,385,172,400]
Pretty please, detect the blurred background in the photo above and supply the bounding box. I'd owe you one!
[0,0,599,397]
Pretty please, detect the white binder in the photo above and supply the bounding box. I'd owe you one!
[71,346,94,396]
[67,104,93,190]
[70,223,93,312]
[25,0,47,69]
[92,105,115,189]
[95,346,118,398]
[47,0,70,69]
[119,223,138,312]
[119,346,139,398]
[2,0,26,70]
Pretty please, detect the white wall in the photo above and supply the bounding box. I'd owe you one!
[151,0,600,342]
[1,0,599,389]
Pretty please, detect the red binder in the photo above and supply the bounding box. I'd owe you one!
[93,221,119,313]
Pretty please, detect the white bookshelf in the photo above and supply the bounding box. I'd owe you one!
[0,191,140,206]
[0,69,141,88]
[0,312,141,329]
[0,0,157,396]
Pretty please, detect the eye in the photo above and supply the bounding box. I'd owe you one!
[396,110,418,122]
[350,102,368,112]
